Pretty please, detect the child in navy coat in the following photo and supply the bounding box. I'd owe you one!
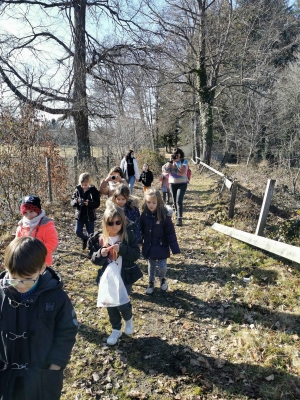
[140,188,180,295]
[0,237,78,400]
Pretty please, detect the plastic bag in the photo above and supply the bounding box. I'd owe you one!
[97,261,130,307]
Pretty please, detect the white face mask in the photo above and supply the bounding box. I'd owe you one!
[131,154,134,158]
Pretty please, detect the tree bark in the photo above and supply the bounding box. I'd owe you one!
[73,0,91,161]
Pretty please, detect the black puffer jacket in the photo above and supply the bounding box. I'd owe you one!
[139,170,153,187]
[92,227,142,285]
[0,268,78,400]
[71,185,100,221]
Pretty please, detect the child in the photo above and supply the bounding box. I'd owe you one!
[140,188,180,295]
[99,166,127,197]
[91,204,142,346]
[110,185,142,244]
[71,172,100,250]
[139,163,153,192]
[16,195,59,266]
[0,236,78,400]
[159,166,171,204]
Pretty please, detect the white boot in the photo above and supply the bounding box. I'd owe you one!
[124,318,134,335]
[107,329,122,345]
[160,278,168,291]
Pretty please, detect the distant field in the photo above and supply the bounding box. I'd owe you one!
[59,146,105,158]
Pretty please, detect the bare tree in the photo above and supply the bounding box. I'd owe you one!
[0,0,151,162]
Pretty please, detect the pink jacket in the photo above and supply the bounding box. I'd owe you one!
[16,216,59,266]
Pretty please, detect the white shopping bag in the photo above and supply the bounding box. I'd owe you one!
[97,261,129,307]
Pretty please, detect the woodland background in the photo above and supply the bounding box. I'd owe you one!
[1,0,300,169]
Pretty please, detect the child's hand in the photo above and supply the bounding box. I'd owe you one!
[84,200,88,206]
[101,247,111,257]
[112,243,120,253]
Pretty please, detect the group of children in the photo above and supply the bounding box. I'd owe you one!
[0,162,179,399]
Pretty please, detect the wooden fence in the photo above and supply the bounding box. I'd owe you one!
[191,157,299,264]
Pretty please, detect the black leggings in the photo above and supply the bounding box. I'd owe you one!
[169,183,187,219]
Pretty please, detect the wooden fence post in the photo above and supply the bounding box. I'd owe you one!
[255,179,276,236]
[228,181,238,219]
[45,157,53,202]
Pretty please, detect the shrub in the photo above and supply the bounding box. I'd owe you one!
[0,106,68,221]
[136,148,166,176]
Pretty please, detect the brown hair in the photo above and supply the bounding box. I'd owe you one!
[109,166,125,179]
[4,237,47,277]
[110,185,139,209]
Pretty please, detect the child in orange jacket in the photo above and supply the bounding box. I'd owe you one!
[15,195,59,266]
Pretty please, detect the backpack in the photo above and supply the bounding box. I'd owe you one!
[187,167,192,183]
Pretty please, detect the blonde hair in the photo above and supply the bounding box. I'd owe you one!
[142,188,167,221]
[101,203,128,245]
[111,185,139,209]
[78,172,91,184]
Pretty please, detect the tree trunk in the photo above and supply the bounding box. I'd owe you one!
[73,0,91,162]
[200,100,213,165]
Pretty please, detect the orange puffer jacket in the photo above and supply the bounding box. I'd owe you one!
[16,216,59,266]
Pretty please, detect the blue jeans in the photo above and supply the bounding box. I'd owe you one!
[148,259,167,283]
[107,284,133,330]
[169,183,187,219]
[75,219,94,240]
[127,175,136,194]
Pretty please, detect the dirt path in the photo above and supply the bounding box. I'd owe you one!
[49,170,300,400]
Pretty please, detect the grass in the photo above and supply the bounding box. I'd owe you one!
[0,164,300,399]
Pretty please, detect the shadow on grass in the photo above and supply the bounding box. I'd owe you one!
[78,327,298,400]
[130,284,300,336]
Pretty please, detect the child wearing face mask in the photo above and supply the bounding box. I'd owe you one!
[91,204,142,346]
[16,195,59,266]
[120,150,140,194]
[140,188,180,295]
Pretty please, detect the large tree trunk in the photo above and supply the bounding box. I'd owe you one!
[73,0,91,161]
[200,101,213,165]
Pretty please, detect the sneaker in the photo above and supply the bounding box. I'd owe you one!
[107,329,122,345]
[176,219,182,226]
[160,278,168,291]
[82,238,88,250]
[124,318,134,335]
[145,282,154,295]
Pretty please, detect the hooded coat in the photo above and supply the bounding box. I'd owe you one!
[71,185,100,222]
[16,216,59,266]
[140,210,180,260]
[0,268,78,400]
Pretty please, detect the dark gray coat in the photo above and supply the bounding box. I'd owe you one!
[71,185,100,222]
[0,268,78,400]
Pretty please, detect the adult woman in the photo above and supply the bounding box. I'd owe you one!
[99,166,127,197]
[120,150,140,194]
[163,148,189,226]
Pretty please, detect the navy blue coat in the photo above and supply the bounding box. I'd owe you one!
[140,211,180,260]
[0,268,78,400]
